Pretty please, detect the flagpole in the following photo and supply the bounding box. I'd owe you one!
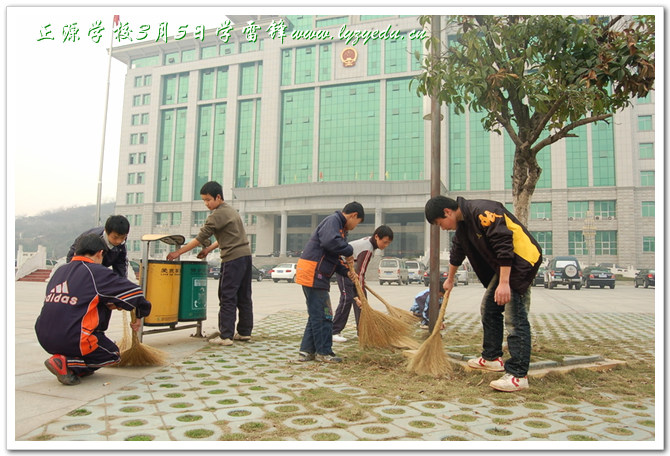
[95,16,116,226]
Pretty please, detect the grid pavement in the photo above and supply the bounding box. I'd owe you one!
[17,310,656,444]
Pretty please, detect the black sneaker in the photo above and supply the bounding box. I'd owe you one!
[297,351,315,362]
[315,353,343,363]
[44,355,80,385]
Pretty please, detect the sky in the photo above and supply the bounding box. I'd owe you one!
[8,6,235,217]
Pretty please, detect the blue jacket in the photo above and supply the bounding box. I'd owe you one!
[295,211,354,290]
[67,227,128,278]
[35,256,151,357]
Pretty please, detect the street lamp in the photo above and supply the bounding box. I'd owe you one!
[582,210,596,267]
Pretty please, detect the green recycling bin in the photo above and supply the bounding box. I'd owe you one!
[178,260,208,321]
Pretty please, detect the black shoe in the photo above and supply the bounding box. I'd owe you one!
[298,351,315,362]
[315,353,343,363]
[44,355,80,385]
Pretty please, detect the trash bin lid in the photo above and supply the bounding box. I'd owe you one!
[141,234,186,246]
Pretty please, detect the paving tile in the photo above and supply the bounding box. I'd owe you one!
[468,422,534,440]
[346,422,408,440]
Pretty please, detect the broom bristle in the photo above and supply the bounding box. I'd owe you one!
[117,327,168,367]
[406,332,452,376]
[358,299,412,349]
[391,335,420,350]
[365,284,421,325]
[117,310,132,353]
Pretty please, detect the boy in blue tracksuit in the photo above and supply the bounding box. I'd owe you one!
[410,288,445,328]
[295,202,364,363]
[35,234,151,385]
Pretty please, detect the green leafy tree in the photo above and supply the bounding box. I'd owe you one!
[414,15,655,224]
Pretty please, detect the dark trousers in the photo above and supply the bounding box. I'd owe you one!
[62,333,120,376]
[332,274,361,335]
[480,275,532,377]
[218,255,254,339]
[299,286,334,356]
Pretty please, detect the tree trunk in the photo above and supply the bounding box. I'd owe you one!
[512,148,542,226]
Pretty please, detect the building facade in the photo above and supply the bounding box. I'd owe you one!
[112,14,656,269]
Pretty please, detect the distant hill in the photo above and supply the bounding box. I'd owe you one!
[15,203,116,259]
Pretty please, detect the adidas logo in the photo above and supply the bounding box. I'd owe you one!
[45,281,78,305]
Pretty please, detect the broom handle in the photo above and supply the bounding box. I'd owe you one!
[429,289,451,338]
[347,263,366,302]
[364,284,392,308]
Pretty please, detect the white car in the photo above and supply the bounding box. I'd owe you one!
[271,263,297,283]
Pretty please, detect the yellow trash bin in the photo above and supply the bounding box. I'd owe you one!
[144,260,181,326]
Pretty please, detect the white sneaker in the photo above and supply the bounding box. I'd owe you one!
[490,373,529,392]
[467,356,505,372]
[332,334,347,343]
[209,337,233,346]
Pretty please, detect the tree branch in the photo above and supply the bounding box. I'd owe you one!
[528,93,569,144]
[531,113,612,154]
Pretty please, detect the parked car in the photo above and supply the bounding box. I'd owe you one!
[534,267,546,286]
[405,260,426,284]
[422,265,465,287]
[634,269,655,288]
[271,263,297,283]
[129,260,141,277]
[251,264,263,282]
[582,267,615,289]
[544,256,582,290]
[207,261,221,279]
[258,265,276,280]
[378,257,409,285]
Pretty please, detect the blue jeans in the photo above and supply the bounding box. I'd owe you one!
[479,275,531,377]
[299,286,334,356]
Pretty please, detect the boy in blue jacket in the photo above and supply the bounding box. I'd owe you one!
[295,202,364,363]
[36,234,151,385]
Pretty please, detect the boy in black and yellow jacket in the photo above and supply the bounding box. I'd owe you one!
[425,196,542,392]
[295,202,364,363]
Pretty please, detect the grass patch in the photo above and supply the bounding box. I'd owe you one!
[239,422,268,433]
[185,429,214,439]
[312,432,341,441]
[125,434,154,441]
[67,409,91,417]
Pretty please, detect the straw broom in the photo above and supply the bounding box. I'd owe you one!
[406,289,453,377]
[117,310,131,352]
[118,310,168,367]
[365,284,421,325]
[348,264,418,350]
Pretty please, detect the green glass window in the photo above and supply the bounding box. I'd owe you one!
[144,75,152,86]
[319,44,331,82]
[530,202,552,220]
[134,76,143,87]
[201,45,217,59]
[469,110,490,190]
[568,201,589,219]
[530,231,552,256]
[200,69,215,100]
[216,67,229,98]
[126,193,134,204]
[637,92,651,104]
[639,143,654,159]
[286,15,313,30]
[181,49,195,62]
[136,193,144,204]
[138,152,146,164]
[641,201,654,217]
[131,114,140,126]
[566,124,588,187]
[240,62,261,95]
[178,73,189,103]
[193,211,208,226]
[281,49,293,86]
[132,95,141,106]
[279,89,314,184]
[595,231,617,255]
[156,108,187,202]
[319,82,379,182]
[142,94,150,105]
[220,43,235,56]
[295,46,315,84]
[385,78,423,181]
[127,173,136,185]
[593,200,616,218]
[361,15,394,21]
[164,51,180,65]
[643,236,655,252]
[385,34,407,74]
[130,55,159,68]
[367,39,381,76]
[592,121,615,186]
[128,153,136,164]
[141,113,149,124]
[315,16,347,27]
[236,99,260,187]
[449,105,466,191]
[130,133,138,145]
[163,75,176,104]
[640,171,655,186]
[638,115,653,131]
[194,103,227,198]
[568,231,587,255]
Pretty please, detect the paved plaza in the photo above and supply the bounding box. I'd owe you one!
[12,279,659,448]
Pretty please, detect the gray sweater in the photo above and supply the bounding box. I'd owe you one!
[195,202,251,262]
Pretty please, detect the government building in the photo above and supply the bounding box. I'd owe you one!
[111,14,656,269]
